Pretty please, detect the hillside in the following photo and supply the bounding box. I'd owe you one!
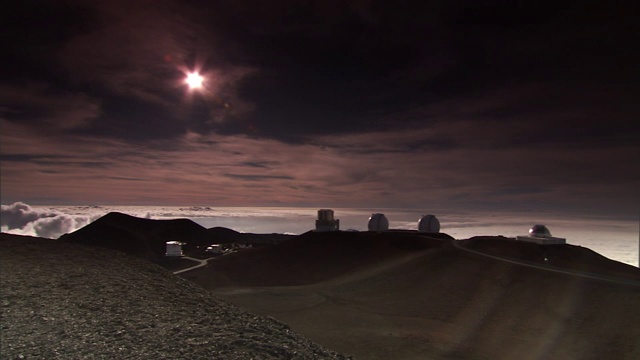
[460,236,640,281]
[182,233,640,360]
[182,230,452,287]
[34,212,640,359]
[57,212,209,262]
[0,233,347,359]
[58,212,293,263]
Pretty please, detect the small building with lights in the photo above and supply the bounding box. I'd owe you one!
[165,241,184,257]
[206,244,223,254]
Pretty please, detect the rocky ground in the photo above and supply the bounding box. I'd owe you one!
[0,234,348,359]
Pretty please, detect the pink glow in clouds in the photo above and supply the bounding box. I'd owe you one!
[2,116,638,217]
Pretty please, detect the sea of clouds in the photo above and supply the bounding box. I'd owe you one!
[1,202,101,239]
[2,202,637,266]
[0,202,315,239]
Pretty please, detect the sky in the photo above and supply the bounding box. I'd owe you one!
[1,0,638,218]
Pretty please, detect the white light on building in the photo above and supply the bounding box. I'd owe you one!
[165,241,184,257]
[206,245,223,254]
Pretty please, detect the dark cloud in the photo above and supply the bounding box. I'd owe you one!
[242,161,281,169]
[108,176,148,182]
[2,0,256,141]
[0,0,638,216]
[193,0,639,144]
[0,83,101,130]
[224,174,295,181]
[3,0,637,142]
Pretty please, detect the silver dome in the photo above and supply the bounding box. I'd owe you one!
[529,224,551,237]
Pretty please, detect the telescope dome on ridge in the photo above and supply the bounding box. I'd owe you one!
[418,215,440,233]
[315,209,339,232]
[529,224,551,238]
[368,213,389,231]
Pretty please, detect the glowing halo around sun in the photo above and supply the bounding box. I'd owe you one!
[185,72,204,90]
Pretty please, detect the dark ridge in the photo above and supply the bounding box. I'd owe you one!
[461,236,640,281]
[206,226,241,238]
[181,230,451,287]
[58,212,294,263]
[205,226,294,245]
[67,211,207,240]
[58,212,208,262]
[186,233,640,359]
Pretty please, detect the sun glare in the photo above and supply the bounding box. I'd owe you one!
[185,72,204,89]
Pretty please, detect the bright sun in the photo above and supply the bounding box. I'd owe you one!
[185,72,204,89]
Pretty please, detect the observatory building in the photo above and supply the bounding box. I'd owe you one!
[418,215,440,233]
[206,244,223,254]
[516,224,566,244]
[165,241,183,257]
[368,213,389,231]
[316,209,340,232]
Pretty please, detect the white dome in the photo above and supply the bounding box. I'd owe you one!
[529,224,551,237]
[418,215,440,233]
[368,213,389,231]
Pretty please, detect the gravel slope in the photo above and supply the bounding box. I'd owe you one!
[0,234,348,359]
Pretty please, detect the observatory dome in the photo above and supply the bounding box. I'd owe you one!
[368,213,389,231]
[316,209,339,232]
[418,215,440,233]
[529,224,551,237]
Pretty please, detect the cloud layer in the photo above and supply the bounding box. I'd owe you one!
[2,118,638,215]
[1,202,97,239]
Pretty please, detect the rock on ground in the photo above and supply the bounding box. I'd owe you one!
[0,234,349,359]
